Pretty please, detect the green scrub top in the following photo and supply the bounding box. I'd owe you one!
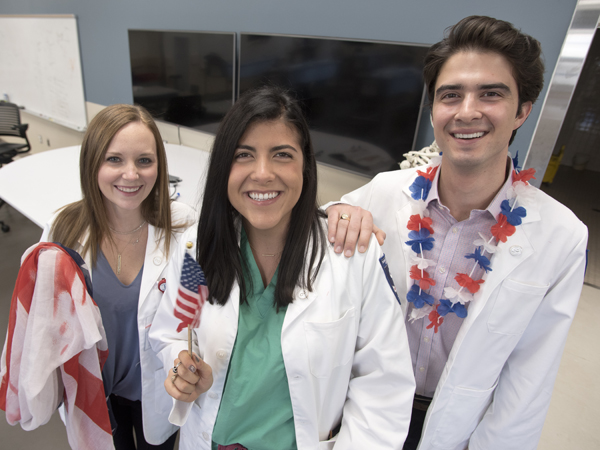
[211,229,297,450]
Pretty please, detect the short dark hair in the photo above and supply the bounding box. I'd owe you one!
[423,15,545,144]
[196,85,326,308]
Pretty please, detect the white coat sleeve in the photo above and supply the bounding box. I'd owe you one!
[148,226,199,426]
[468,228,588,450]
[40,220,52,242]
[333,241,415,449]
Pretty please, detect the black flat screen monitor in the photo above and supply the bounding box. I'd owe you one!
[239,33,429,177]
[128,30,235,134]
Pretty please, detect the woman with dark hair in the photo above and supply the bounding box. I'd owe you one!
[41,104,194,449]
[150,86,414,450]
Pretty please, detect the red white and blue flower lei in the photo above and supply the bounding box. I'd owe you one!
[405,155,537,333]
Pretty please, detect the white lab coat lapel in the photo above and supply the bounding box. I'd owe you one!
[138,223,166,312]
[77,229,93,277]
[281,236,324,330]
[230,281,241,320]
[283,287,318,332]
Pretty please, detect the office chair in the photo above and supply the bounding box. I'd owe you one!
[0,102,31,232]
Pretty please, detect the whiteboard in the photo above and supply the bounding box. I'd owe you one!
[0,15,87,131]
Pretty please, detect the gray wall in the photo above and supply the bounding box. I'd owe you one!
[3,0,577,154]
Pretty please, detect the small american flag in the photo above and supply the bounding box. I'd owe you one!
[174,252,208,333]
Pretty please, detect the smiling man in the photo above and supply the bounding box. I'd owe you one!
[327,16,588,450]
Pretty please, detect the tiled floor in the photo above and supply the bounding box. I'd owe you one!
[538,166,600,449]
[539,284,600,449]
[0,164,598,449]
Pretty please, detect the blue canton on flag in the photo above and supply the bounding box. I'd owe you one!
[174,252,208,332]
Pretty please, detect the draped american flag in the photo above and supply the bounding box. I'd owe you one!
[174,252,208,332]
[0,243,113,450]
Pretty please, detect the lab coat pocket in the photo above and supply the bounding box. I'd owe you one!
[304,307,356,378]
[431,382,497,449]
[319,440,335,450]
[487,279,548,335]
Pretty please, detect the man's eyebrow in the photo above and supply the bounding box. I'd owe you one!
[435,82,513,98]
[479,83,511,92]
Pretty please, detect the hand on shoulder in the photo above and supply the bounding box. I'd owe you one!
[326,204,385,257]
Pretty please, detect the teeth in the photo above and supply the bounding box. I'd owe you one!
[118,186,141,193]
[249,192,279,201]
[454,132,485,139]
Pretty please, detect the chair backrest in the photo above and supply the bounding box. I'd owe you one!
[0,102,25,137]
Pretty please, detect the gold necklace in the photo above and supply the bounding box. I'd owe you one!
[249,243,284,257]
[111,224,145,274]
[109,220,146,235]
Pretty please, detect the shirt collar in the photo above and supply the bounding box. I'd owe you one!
[426,157,515,221]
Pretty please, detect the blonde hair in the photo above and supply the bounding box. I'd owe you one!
[51,104,177,264]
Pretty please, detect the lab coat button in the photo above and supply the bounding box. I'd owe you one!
[216,350,228,359]
[509,245,523,256]
[208,392,218,399]
[153,257,162,265]
[202,431,210,441]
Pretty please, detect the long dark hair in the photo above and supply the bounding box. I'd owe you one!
[197,86,326,307]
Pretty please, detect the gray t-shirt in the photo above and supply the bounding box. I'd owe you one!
[93,251,143,401]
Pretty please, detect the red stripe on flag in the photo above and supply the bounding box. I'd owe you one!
[174,310,194,333]
[176,299,198,315]
[63,355,112,434]
[178,289,199,304]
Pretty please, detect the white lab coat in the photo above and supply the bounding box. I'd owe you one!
[41,201,196,445]
[334,164,588,450]
[149,221,416,450]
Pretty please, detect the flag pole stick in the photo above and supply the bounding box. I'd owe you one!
[187,324,193,357]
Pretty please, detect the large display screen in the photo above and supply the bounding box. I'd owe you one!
[128,30,235,134]
[239,33,429,177]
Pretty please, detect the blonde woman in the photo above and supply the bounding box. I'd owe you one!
[42,104,194,449]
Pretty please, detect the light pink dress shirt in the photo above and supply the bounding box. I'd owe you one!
[407,166,514,397]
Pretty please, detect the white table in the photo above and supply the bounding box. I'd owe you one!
[0,144,210,228]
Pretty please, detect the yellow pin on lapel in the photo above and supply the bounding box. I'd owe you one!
[186,241,193,249]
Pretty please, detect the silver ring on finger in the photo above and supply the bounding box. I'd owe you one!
[173,361,182,374]
[340,213,350,221]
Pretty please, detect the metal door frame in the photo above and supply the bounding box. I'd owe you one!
[524,0,600,187]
